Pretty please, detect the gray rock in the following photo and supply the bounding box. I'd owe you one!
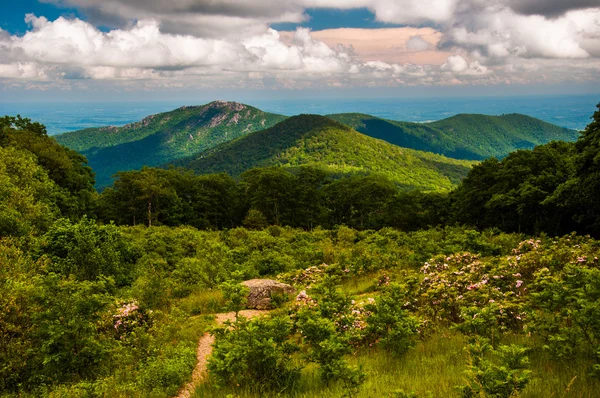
[241,279,295,310]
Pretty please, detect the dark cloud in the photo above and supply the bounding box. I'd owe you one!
[44,0,302,20]
[506,0,600,17]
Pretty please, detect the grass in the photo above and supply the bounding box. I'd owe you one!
[340,273,378,296]
[191,328,600,398]
[178,289,226,316]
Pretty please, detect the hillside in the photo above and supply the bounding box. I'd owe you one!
[173,115,475,191]
[327,113,579,160]
[56,101,287,188]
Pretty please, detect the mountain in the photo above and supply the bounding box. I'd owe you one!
[56,101,287,188]
[327,113,579,160]
[172,115,475,192]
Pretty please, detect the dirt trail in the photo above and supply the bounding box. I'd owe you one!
[176,310,270,398]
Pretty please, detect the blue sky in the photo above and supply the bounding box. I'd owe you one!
[1,1,81,34]
[0,0,599,100]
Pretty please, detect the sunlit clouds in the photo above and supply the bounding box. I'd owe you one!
[1,0,599,91]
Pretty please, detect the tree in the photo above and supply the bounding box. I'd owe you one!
[240,167,297,225]
[0,146,59,236]
[2,117,96,219]
[323,174,397,229]
[40,217,132,284]
[100,167,178,227]
[451,141,576,235]
[570,103,600,235]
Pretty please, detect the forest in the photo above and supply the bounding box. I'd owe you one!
[1,104,600,397]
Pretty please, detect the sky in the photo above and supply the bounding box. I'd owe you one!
[0,0,599,100]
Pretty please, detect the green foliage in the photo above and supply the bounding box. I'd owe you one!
[208,315,301,392]
[364,283,420,356]
[56,101,286,189]
[0,146,59,236]
[4,126,95,219]
[99,167,240,229]
[565,103,600,235]
[139,342,197,396]
[243,209,269,229]
[221,280,249,315]
[294,278,367,395]
[459,337,531,398]
[39,216,133,284]
[30,274,115,384]
[451,141,577,235]
[329,112,578,161]
[1,114,47,135]
[176,115,474,192]
[527,239,600,365]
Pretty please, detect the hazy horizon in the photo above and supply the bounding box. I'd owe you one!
[2,94,596,136]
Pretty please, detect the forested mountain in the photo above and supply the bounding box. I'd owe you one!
[172,115,474,192]
[328,112,578,160]
[56,101,287,188]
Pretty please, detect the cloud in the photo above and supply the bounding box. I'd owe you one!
[44,0,462,36]
[505,0,600,18]
[406,35,433,51]
[280,27,450,65]
[441,55,489,75]
[2,1,600,90]
[443,7,600,60]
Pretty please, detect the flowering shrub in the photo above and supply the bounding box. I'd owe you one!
[113,300,151,339]
[418,250,530,336]
[279,262,331,287]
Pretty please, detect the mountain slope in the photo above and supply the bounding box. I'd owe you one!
[327,113,579,160]
[56,101,287,188]
[173,115,475,192]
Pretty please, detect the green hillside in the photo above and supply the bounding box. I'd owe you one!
[328,112,579,160]
[56,101,287,188]
[173,115,475,191]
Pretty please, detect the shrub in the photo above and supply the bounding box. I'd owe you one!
[40,217,133,284]
[208,315,301,392]
[459,337,531,398]
[364,283,420,356]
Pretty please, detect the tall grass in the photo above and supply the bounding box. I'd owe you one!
[193,329,600,398]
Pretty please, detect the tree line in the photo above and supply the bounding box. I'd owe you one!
[1,103,600,239]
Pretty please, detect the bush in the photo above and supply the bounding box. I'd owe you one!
[208,315,301,392]
[364,283,420,356]
[139,342,196,396]
[459,337,531,398]
[40,217,133,284]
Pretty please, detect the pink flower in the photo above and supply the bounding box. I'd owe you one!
[516,280,523,288]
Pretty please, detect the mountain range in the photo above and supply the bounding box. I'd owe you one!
[173,114,474,191]
[56,101,286,188]
[55,101,579,190]
[327,112,578,160]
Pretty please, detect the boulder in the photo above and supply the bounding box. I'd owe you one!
[241,279,295,310]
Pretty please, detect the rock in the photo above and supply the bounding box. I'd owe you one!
[241,279,295,310]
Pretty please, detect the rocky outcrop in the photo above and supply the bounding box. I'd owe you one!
[241,279,295,310]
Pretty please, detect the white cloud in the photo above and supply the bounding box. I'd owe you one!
[406,35,433,51]
[441,55,489,75]
[1,0,599,90]
[444,8,600,60]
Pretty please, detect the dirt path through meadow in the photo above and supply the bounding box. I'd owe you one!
[176,309,270,398]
